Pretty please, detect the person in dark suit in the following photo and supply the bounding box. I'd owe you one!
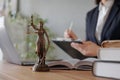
[64,0,120,56]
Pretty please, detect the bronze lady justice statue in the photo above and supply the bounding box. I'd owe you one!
[30,16,50,72]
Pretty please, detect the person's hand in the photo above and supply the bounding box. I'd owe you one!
[71,41,100,56]
[64,29,78,40]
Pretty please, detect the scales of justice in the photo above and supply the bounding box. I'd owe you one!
[28,16,50,72]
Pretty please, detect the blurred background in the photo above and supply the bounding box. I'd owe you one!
[0,0,96,61]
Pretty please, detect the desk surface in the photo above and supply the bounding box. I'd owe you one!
[0,61,111,80]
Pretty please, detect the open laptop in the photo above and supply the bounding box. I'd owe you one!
[0,18,35,66]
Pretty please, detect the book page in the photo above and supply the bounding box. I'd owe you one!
[99,48,120,61]
[93,61,120,79]
[46,58,97,70]
[74,58,97,70]
[46,58,80,69]
[63,58,80,66]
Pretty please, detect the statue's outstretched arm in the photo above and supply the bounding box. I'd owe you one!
[31,16,39,30]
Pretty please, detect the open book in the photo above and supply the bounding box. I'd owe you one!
[46,58,97,70]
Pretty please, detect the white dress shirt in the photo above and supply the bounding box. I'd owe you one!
[96,0,114,41]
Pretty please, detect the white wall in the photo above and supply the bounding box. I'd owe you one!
[0,48,3,60]
[0,0,4,11]
[20,0,96,39]
[19,0,96,59]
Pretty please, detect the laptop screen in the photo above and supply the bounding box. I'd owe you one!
[0,16,21,65]
[0,18,36,64]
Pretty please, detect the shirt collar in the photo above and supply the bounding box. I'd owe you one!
[99,0,114,11]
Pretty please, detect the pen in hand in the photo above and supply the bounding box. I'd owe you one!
[67,21,78,40]
[64,21,77,40]
[67,21,75,40]
[69,21,73,31]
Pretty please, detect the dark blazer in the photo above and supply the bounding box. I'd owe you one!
[86,0,120,45]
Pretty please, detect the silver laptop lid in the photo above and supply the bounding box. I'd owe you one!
[0,16,21,65]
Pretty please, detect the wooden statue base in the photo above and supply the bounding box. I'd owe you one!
[32,63,50,72]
